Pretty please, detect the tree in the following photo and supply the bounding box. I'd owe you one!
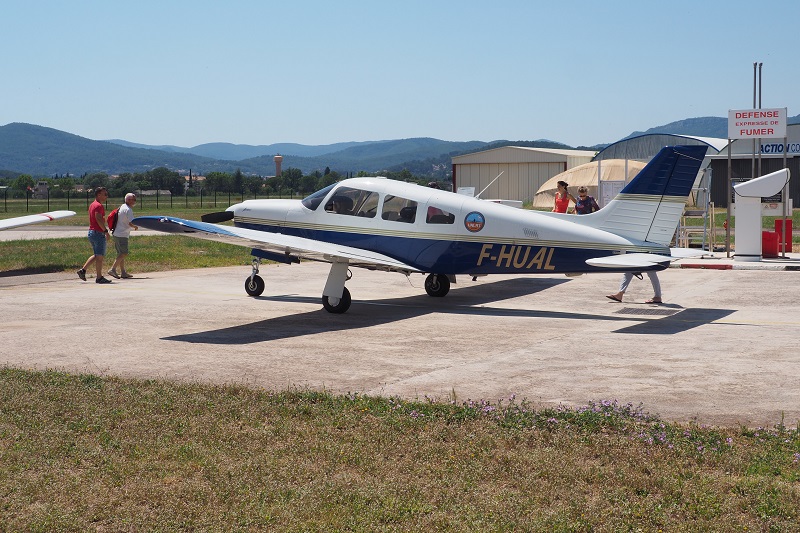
[318,174,338,189]
[147,167,183,195]
[233,169,244,194]
[84,172,109,191]
[244,176,263,196]
[52,176,74,198]
[282,168,302,193]
[300,175,319,193]
[12,174,35,193]
[204,172,231,192]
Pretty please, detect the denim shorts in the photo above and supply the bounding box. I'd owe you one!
[87,230,107,256]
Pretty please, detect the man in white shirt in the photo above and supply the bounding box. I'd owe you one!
[108,193,139,279]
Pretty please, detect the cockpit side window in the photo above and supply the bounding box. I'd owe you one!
[324,186,379,217]
[382,195,417,223]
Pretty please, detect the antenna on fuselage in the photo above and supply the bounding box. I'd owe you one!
[475,171,504,199]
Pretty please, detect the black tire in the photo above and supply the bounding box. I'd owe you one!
[244,275,265,297]
[322,287,352,313]
[425,274,450,297]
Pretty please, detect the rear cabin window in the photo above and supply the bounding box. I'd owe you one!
[324,186,379,218]
[426,206,455,224]
[381,195,418,223]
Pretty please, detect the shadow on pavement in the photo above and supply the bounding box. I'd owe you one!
[163,277,735,344]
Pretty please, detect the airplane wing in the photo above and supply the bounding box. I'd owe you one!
[0,210,76,231]
[132,215,421,273]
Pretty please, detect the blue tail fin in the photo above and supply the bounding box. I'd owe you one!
[619,145,708,197]
[589,145,708,245]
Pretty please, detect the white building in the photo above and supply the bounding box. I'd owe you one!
[451,147,596,203]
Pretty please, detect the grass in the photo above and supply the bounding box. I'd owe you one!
[3,202,800,528]
[0,236,251,275]
[1,368,798,531]
[0,195,293,226]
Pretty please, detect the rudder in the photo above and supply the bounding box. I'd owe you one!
[593,145,708,244]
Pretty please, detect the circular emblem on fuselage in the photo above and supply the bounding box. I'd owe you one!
[464,211,485,232]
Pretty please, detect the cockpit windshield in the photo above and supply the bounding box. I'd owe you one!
[301,183,336,211]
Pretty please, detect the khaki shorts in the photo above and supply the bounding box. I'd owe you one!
[114,236,129,255]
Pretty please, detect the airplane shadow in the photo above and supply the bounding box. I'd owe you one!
[0,264,70,277]
[163,277,735,344]
[614,308,736,334]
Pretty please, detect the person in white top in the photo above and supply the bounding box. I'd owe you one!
[108,193,139,279]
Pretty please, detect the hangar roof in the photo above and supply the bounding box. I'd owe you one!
[593,134,728,161]
[453,146,597,165]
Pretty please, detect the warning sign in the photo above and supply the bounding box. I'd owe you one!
[728,108,787,139]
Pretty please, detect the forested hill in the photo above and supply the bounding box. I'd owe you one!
[4,115,800,178]
[0,123,494,177]
[626,115,800,140]
[0,123,222,176]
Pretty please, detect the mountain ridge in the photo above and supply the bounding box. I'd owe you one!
[3,115,799,177]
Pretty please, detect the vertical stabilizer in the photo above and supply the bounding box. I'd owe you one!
[589,145,708,245]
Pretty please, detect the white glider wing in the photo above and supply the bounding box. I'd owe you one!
[0,210,76,231]
[133,216,420,273]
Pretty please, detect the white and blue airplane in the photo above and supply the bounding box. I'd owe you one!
[0,210,76,231]
[133,145,708,314]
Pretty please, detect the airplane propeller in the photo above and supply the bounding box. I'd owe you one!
[201,211,234,223]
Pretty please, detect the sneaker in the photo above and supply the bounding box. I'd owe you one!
[96,276,112,284]
[107,269,120,279]
[120,272,133,279]
[76,269,86,281]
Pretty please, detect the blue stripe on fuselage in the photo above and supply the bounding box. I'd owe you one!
[238,221,665,275]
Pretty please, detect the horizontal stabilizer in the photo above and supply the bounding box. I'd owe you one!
[586,253,673,269]
[668,247,708,259]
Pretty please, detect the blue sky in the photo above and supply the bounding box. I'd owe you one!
[3,0,798,148]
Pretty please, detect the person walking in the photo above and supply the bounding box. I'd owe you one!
[606,272,662,304]
[108,192,139,279]
[76,187,113,284]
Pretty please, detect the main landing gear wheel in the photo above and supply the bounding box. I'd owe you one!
[322,287,352,314]
[425,273,450,297]
[244,275,265,296]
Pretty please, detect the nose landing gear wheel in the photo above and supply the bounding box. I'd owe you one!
[244,275,265,296]
[322,287,352,313]
[425,274,450,297]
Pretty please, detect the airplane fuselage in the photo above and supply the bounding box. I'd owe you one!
[226,177,666,276]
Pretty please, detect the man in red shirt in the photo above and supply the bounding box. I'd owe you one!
[76,187,113,284]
